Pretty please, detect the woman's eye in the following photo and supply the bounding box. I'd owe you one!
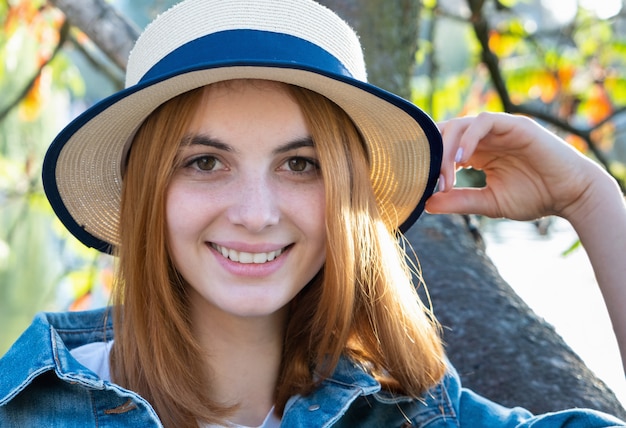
[288,157,308,172]
[284,157,319,173]
[188,155,221,171]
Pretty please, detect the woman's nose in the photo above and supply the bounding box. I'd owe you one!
[227,174,280,232]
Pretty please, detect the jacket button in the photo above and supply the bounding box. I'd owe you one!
[308,404,320,411]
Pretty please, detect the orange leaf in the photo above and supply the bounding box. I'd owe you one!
[583,84,612,125]
[488,30,518,57]
[18,75,43,121]
[590,122,615,151]
[557,64,576,93]
[69,293,93,312]
[99,268,114,295]
[541,73,558,103]
[74,29,90,46]
[565,134,589,153]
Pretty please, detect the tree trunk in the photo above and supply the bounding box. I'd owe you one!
[49,0,626,419]
[407,214,626,418]
[317,0,418,99]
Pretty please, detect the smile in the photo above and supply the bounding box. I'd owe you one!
[210,243,285,264]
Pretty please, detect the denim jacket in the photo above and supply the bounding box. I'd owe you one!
[1,309,624,427]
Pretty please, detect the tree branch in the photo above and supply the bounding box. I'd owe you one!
[0,20,70,123]
[467,0,626,193]
[68,32,124,90]
[47,0,140,70]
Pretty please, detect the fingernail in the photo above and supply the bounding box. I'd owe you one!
[455,147,464,163]
[438,174,445,192]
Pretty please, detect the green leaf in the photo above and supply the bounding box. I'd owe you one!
[561,239,581,257]
[498,0,520,7]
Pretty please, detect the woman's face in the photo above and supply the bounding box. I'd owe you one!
[166,81,326,321]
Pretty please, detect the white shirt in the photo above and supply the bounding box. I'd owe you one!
[71,341,281,428]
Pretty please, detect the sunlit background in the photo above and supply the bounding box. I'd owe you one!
[1,0,625,410]
[487,0,626,405]
[548,0,622,21]
[483,218,626,406]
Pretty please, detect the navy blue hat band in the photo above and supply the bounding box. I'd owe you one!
[141,30,353,85]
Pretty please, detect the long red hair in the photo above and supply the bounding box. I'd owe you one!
[110,80,445,427]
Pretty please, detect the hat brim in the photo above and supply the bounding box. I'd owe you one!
[43,63,442,253]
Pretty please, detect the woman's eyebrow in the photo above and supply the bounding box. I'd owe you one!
[181,134,314,154]
[272,137,315,155]
[181,134,232,152]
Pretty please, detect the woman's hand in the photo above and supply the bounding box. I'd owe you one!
[426,112,626,372]
[425,112,608,224]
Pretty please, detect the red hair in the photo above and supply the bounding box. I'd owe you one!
[110,80,445,428]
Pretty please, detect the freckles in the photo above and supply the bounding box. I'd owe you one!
[280,185,324,208]
[284,185,325,227]
[165,183,196,232]
[167,182,229,227]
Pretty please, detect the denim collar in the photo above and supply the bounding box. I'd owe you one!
[282,356,382,427]
[0,309,113,405]
[0,308,428,426]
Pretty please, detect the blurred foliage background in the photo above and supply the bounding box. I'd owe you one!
[1,0,625,357]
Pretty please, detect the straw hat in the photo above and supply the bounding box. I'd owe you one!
[42,0,442,254]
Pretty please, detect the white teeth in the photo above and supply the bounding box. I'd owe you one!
[252,253,266,263]
[212,244,283,264]
[220,246,229,258]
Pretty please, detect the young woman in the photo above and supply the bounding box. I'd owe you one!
[1,0,625,427]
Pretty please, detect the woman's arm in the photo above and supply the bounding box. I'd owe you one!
[563,167,626,372]
[425,112,626,372]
